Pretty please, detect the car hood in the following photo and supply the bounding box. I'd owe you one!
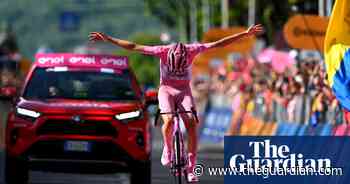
[17,98,143,116]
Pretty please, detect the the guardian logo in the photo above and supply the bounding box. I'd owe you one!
[230,140,332,171]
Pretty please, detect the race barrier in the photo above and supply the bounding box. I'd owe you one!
[200,107,232,143]
[239,115,265,136]
[258,122,278,136]
[200,107,347,144]
[333,124,350,136]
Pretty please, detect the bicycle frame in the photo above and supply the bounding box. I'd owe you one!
[173,111,187,184]
[154,106,198,184]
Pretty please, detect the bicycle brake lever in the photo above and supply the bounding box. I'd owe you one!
[191,107,199,123]
[154,109,161,126]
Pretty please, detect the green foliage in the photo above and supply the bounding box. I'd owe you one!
[145,0,195,42]
[145,0,319,45]
[0,0,163,58]
[209,0,222,28]
[116,33,162,87]
[229,0,249,26]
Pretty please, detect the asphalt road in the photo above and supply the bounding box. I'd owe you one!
[0,101,224,184]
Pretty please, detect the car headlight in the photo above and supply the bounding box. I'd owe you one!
[115,110,142,121]
[16,107,41,118]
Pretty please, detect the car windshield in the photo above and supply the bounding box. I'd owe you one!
[23,68,138,101]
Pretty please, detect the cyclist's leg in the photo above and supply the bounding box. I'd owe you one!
[178,92,199,182]
[181,108,197,157]
[158,86,175,166]
[177,90,198,161]
[177,89,197,152]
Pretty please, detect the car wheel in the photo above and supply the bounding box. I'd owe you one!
[5,155,29,184]
[130,161,151,184]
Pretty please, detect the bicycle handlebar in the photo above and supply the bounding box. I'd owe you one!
[158,111,193,115]
[154,107,199,126]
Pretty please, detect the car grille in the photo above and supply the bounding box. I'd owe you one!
[37,119,117,137]
[25,141,132,161]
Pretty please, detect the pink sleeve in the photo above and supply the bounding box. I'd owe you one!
[186,43,211,55]
[140,45,168,57]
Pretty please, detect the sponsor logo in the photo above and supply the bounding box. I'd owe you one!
[100,57,127,67]
[224,137,347,184]
[229,140,332,171]
[38,56,64,64]
[69,56,96,64]
[37,55,128,68]
[293,27,325,37]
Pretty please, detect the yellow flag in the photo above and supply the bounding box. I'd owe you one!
[324,0,350,111]
[324,0,350,52]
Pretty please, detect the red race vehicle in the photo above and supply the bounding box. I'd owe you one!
[5,53,157,184]
[0,56,19,99]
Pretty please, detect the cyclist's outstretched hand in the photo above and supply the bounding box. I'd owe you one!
[89,32,109,42]
[245,24,264,36]
[89,32,145,51]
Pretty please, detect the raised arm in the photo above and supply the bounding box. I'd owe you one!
[89,32,146,52]
[205,24,263,49]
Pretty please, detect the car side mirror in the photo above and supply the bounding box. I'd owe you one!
[11,95,19,106]
[145,89,158,107]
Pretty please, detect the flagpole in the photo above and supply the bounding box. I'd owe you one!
[190,1,198,42]
[319,0,325,16]
[248,0,256,26]
[202,0,210,33]
[221,0,229,28]
[326,0,334,16]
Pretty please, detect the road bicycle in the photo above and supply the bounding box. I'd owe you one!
[154,104,199,184]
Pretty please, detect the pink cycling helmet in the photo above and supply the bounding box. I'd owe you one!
[166,43,188,74]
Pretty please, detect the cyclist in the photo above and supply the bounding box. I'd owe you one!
[89,24,263,182]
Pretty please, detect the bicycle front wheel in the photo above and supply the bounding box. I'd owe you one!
[174,131,183,184]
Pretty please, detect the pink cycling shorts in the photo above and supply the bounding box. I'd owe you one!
[158,84,195,114]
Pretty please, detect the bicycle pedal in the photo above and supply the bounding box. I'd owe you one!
[174,170,184,176]
[170,168,183,175]
[172,163,186,168]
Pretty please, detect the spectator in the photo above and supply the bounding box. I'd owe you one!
[191,50,344,134]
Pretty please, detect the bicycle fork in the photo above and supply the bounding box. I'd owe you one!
[172,114,188,182]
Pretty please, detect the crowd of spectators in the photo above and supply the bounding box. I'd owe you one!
[191,49,345,135]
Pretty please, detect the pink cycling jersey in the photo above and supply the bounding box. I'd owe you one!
[140,43,210,113]
[141,43,210,86]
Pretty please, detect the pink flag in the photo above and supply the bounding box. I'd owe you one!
[258,48,295,73]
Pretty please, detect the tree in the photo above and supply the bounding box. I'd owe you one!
[144,0,193,42]
[145,0,319,46]
[0,0,164,58]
